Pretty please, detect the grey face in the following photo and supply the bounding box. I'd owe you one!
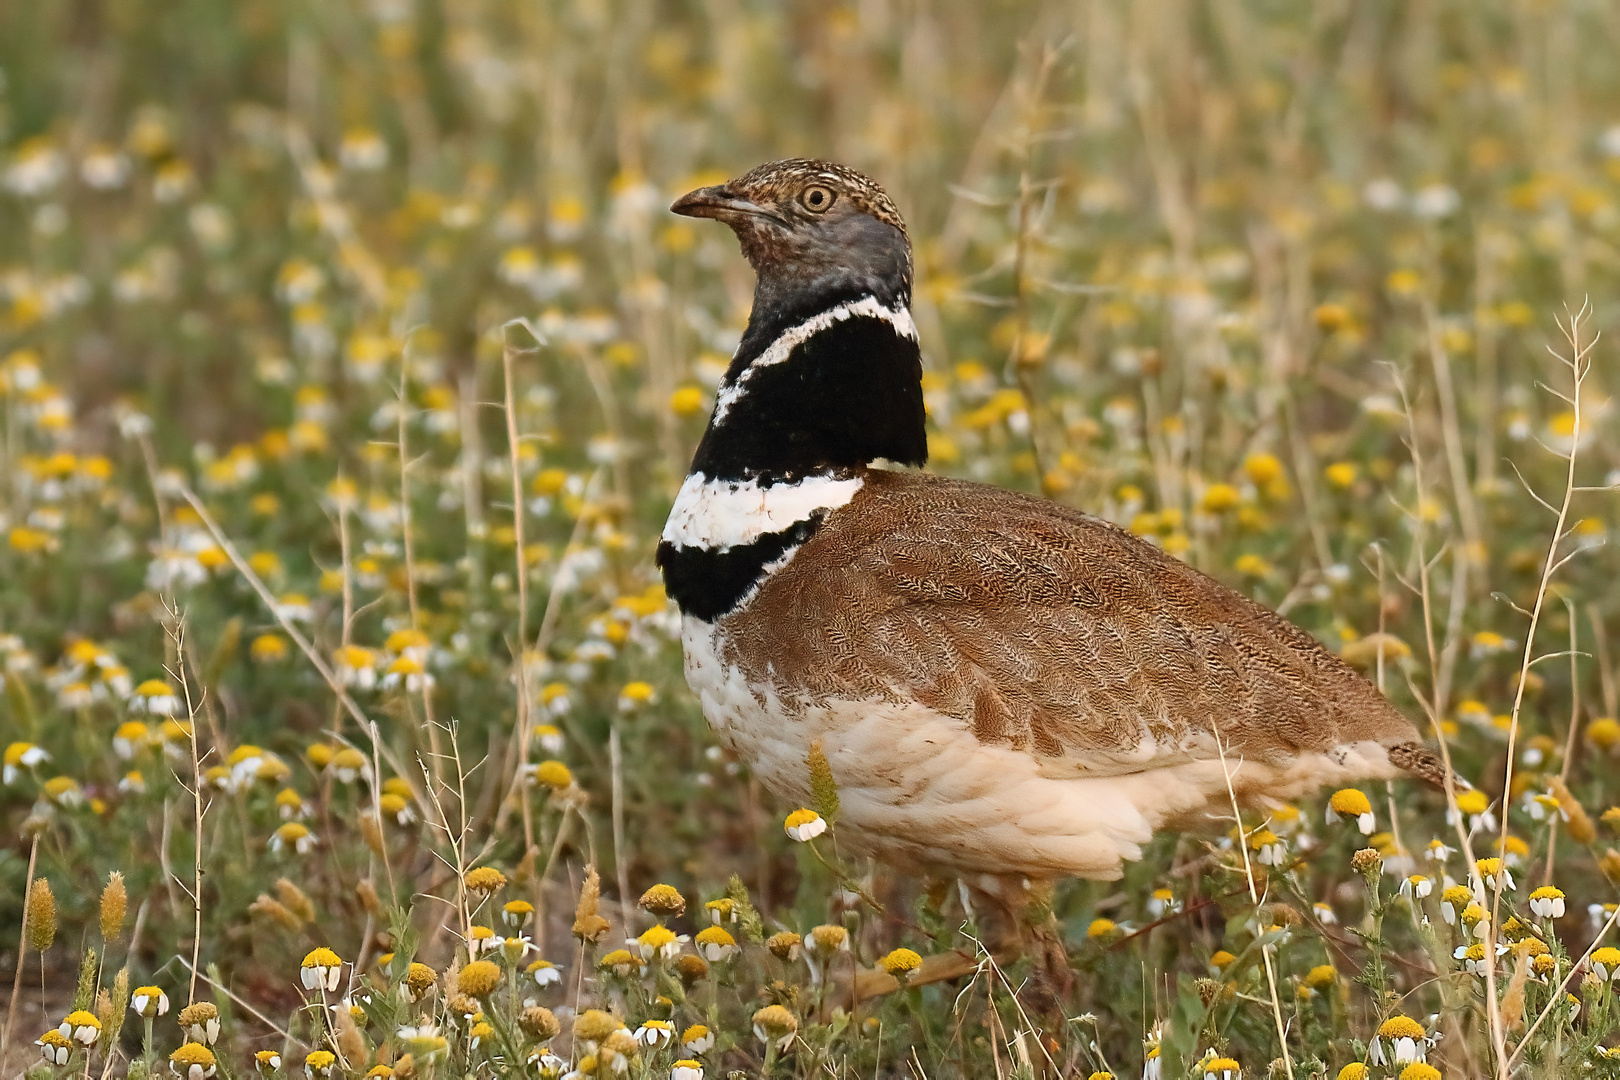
[671,165,912,308]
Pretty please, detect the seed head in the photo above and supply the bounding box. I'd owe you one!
[766,932,803,961]
[25,878,56,952]
[752,1004,798,1049]
[572,1008,622,1046]
[573,867,611,943]
[675,954,709,985]
[1351,847,1383,878]
[100,872,127,942]
[639,883,686,919]
[404,963,437,999]
[806,739,839,823]
[519,1006,560,1041]
[464,867,507,895]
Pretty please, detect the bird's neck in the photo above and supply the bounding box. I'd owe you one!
[687,279,927,485]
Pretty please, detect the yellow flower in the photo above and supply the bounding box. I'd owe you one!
[533,760,573,790]
[131,986,169,1017]
[1327,789,1376,833]
[694,927,737,963]
[249,634,288,663]
[60,1010,101,1045]
[1387,268,1423,296]
[1587,717,1620,751]
[1378,1015,1426,1041]
[617,680,655,712]
[1233,553,1272,578]
[808,924,849,956]
[300,948,343,992]
[177,1002,220,1045]
[1313,302,1352,331]
[1087,918,1123,944]
[573,1008,623,1047]
[8,526,53,553]
[457,959,501,998]
[784,808,827,841]
[402,962,437,1001]
[1398,1065,1440,1080]
[1200,483,1240,512]
[669,386,706,416]
[598,948,642,977]
[636,924,684,962]
[38,1029,72,1065]
[766,932,803,961]
[880,947,922,977]
[464,867,507,895]
[1324,462,1358,489]
[170,1042,217,1080]
[752,1004,798,1051]
[1243,452,1283,485]
[639,884,686,918]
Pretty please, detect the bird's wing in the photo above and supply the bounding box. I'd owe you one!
[726,469,1421,775]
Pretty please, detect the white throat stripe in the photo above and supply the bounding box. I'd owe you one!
[661,472,865,550]
[712,297,917,423]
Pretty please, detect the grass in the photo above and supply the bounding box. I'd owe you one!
[1,0,1619,1077]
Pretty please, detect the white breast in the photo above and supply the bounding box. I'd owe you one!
[661,472,864,550]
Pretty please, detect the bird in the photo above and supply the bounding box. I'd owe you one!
[657,158,1444,893]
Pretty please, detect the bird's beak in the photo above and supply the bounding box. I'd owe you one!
[670,184,768,222]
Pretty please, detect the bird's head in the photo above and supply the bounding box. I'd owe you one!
[671,159,911,307]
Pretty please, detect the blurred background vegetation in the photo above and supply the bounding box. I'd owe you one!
[1,0,1619,1076]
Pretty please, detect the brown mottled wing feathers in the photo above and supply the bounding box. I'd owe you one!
[724,470,1422,773]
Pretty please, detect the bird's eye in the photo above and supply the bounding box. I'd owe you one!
[799,185,836,213]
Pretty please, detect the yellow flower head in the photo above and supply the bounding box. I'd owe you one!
[456,960,501,998]
[170,1043,217,1069]
[464,867,507,894]
[1378,1015,1426,1040]
[639,883,686,918]
[1329,789,1372,817]
[1304,965,1337,989]
[784,808,827,842]
[533,760,573,790]
[1397,1065,1441,1080]
[880,948,923,976]
[1087,918,1122,943]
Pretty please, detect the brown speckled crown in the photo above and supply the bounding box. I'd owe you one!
[727,158,908,237]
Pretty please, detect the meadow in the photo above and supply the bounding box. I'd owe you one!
[1,0,1619,1076]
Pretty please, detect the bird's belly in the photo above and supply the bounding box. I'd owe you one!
[680,616,1400,881]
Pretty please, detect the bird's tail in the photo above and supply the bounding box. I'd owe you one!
[1387,742,1461,789]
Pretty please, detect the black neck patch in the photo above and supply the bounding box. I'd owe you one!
[691,300,927,484]
[657,515,824,622]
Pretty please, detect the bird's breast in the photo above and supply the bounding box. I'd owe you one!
[656,470,864,622]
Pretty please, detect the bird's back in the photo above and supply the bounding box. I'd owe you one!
[718,467,1421,774]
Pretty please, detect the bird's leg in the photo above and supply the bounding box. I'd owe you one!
[1020,878,1074,1002]
[974,877,1069,1078]
[967,877,1073,1010]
